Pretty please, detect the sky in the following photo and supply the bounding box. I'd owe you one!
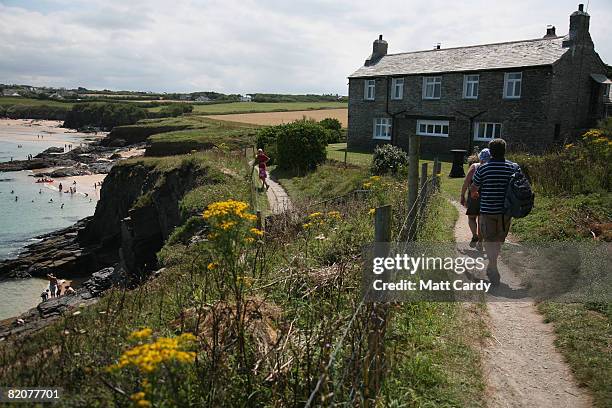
[0,0,610,95]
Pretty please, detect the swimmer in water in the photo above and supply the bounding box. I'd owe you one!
[61,203,64,209]
[49,198,53,203]
[15,196,18,201]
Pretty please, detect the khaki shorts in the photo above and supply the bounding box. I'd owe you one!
[480,214,512,242]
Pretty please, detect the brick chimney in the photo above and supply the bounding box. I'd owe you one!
[543,25,556,38]
[365,35,388,66]
[563,4,591,47]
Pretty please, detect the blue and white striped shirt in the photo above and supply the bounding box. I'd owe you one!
[472,159,518,214]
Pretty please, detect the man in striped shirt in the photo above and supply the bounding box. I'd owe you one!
[470,139,517,285]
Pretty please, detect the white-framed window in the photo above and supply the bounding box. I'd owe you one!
[364,79,376,100]
[463,74,479,99]
[422,76,441,99]
[605,84,611,101]
[474,122,502,141]
[373,118,392,140]
[416,119,449,137]
[503,72,522,99]
[391,77,404,100]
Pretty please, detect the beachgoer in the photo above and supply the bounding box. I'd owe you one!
[49,198,53,203]
[255,148,270,190]
[460,148,490,250]
[58,183,63,192]
[41,290,49,302]
[47,273,59,298]
[470,139,517,286]
[39,189,42,194]
[73,181,76,185]
[61,203,64,209]
[15,196,18,202]
[65,286,76,295]
[10,190,14,194]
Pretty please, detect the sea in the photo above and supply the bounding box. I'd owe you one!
[0,122,100,320]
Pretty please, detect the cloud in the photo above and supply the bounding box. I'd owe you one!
[0,0,610,94]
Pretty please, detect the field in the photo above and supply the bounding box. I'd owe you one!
[205,108,348,127]
[0,96,74,108]
[191,101,346,115]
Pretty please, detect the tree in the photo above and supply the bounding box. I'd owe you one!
[276,121,328,173]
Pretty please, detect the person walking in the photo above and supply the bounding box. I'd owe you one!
[470,139,517,286]
[255,148,270,190]
[460,148,490,250]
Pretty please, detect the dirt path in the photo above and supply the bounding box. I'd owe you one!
[451,201,591,408]
[266,175,293,215]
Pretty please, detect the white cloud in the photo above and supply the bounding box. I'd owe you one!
[0,0,610,94]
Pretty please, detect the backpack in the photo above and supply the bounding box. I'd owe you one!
[504,163,534,218]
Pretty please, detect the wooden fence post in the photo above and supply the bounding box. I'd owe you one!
[407,134,420,241]
[419,162,428,215]
[344,147,348,168]
[432,157,440,191]
[364,205,391,407]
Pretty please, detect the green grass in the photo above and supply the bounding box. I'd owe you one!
[0,96,74,108]
[144,117,258,156]
[538,302,611,408]
[326,143,374,167]
[191,101,347,115]
[273,161,369,203]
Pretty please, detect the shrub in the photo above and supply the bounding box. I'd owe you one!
[371,144,409,175]
[276,121,328,173]
[64,102,147,130]
[319,118,343,143]
[511,128,611,195]
[255,125,282,165]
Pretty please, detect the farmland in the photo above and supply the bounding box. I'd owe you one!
[205,107,348,127]
[190,101,346,115]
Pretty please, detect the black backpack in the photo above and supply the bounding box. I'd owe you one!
[504,163,534,218]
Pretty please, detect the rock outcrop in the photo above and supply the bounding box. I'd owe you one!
[0,266,126,339]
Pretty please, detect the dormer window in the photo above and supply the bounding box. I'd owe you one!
[391,78,404,100]
[422,76,441,99]
[364,79,376,100]
[503,72,522,99]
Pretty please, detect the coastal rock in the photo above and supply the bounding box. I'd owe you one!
[47,167,87,178]
[0,265,124,338]
[37,146,64,155]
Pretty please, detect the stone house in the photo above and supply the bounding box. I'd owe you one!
[347,4,611,156]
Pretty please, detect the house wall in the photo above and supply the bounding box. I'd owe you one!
[348,67,554,156]
[549,41,607,142]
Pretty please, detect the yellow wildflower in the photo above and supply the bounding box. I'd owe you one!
[109,333,196,374]
[244,237,255,244]
[368,208,376,216]
[207,262,217,270]
[237,276,255,288]
[220,220,237,230]
[564,143,574,150]
[136,400,151,408]
[250,227,264,236]
[363,182,372,189]
[302,223,311,229]
[129,328,152,341]
[308,212,323,218]
[327,211,341,219]
[130,392,146,402]
[369,175,381,181]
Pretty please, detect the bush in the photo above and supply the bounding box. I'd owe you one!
[276,121,328,173]
[371,144,409,175]
[256,125,282,165]
[158,103,193,117]
[64,102,147,130]
[512,128,611,195]
[319,118,343,143]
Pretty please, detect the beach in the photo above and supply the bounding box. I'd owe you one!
[0,119,107,320]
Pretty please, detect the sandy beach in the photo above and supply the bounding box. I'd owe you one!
[0,118,104,145]
[40,173,106,200]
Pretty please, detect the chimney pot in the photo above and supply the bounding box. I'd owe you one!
[379,34,383,41]
[578,4,584,11]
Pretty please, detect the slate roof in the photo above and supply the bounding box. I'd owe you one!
[349,36,569,78]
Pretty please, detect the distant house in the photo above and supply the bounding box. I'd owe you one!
[195,95,211,102]
[347,4,611,155]
[240,95,252,102]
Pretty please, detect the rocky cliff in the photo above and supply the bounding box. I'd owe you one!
[1,158,207,280]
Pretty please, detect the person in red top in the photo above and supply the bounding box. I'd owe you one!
[255,148,270,190]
